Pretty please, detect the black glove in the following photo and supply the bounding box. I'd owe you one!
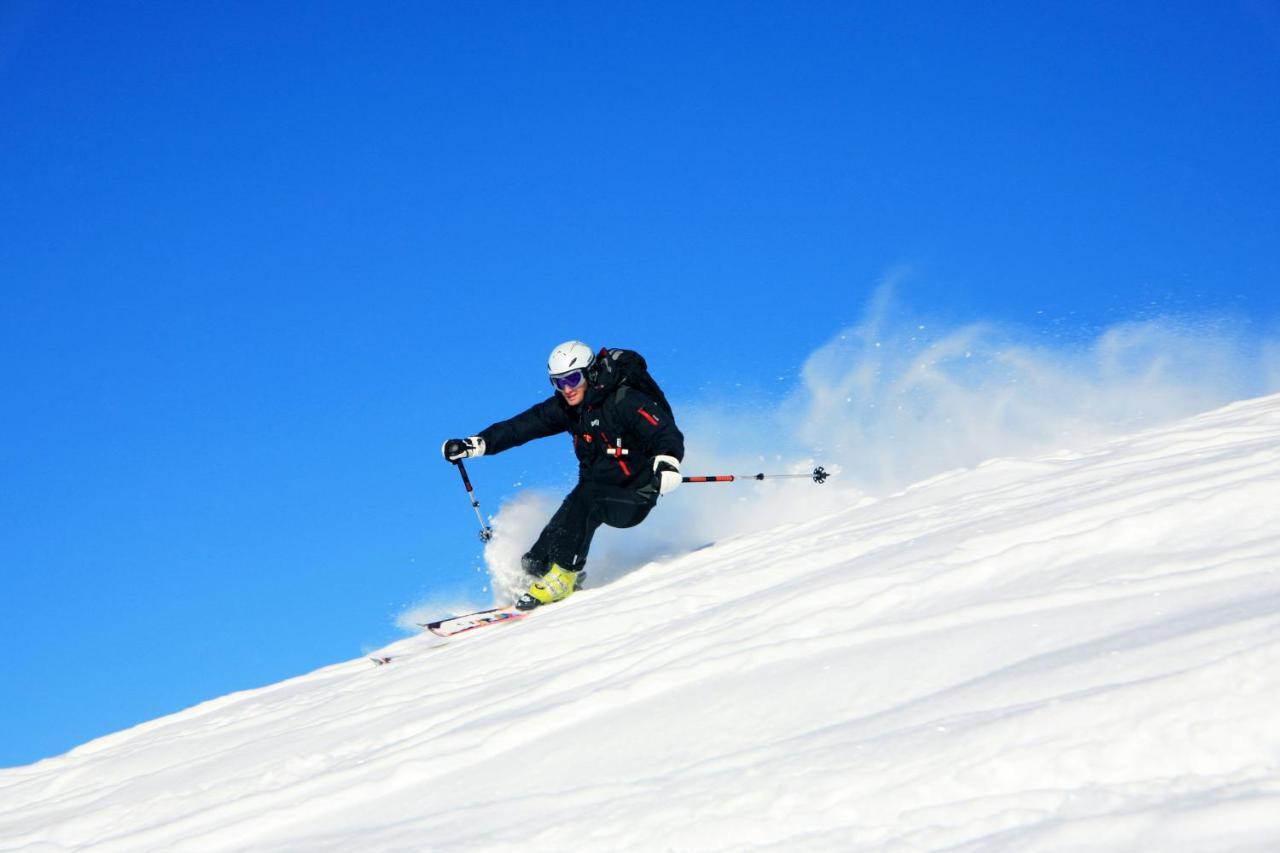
[442,436,486,462]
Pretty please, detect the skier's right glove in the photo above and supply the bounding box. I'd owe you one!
[442,436,486,462]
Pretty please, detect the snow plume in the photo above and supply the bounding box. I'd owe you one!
[479,286,1280,596]
[480,490,561,602]
[786,287,1280,492]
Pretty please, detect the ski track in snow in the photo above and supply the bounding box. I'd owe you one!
[2,394,1280,851]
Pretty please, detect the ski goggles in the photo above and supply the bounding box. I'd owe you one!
[551,369,586,391]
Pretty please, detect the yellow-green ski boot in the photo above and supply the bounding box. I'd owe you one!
[515,563,580,611]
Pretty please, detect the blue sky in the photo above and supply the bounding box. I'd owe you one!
[2,2,1278,767]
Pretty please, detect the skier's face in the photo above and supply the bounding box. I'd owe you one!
[561,378,586,406]
[551,367,588,405]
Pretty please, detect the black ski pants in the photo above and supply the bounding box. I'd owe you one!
[523,481,657,575]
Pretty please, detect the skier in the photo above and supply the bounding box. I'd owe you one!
[442,341,685,610]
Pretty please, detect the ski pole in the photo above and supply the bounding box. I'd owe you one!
[682,466,830,484]
[453,459,494,542]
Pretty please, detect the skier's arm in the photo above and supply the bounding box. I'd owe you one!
[477,396,572,456]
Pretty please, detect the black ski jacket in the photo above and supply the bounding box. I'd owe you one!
[477,372,684,492]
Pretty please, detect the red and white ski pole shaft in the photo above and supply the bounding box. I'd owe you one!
[682,466,830,484]
[453,459,494,542]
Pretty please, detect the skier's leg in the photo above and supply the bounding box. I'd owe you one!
[525,483,600,573]
[520,548,550,580]
[594,485,656,530]
[517,479,664,609]
[516,485,597,609]
[539,481,656,569]
[516,482,655,609]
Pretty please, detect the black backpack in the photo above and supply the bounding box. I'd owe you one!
[594,348,674,418]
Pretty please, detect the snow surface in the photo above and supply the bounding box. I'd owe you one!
[3,394,1280,851]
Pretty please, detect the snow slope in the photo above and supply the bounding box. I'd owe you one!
[3,394,1279,852]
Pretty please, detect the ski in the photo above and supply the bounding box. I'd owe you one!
[413,585,588,641]
[418,605,532,638]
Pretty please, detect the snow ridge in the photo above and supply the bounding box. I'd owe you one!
[3,394,1279,851]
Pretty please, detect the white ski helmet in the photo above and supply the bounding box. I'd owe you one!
[547,340,595,379]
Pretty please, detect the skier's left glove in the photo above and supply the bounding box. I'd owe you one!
[652,455,682,495]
